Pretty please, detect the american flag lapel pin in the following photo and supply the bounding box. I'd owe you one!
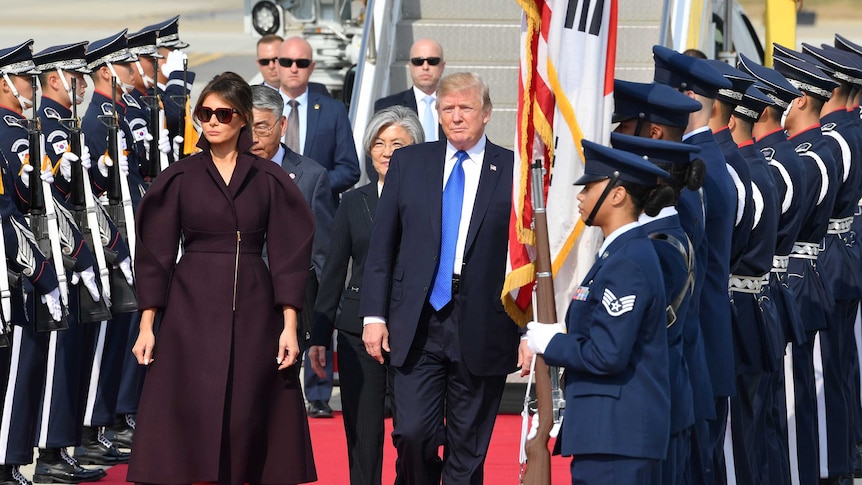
[490,164,497,172]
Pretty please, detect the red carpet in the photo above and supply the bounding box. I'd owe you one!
[102,413,571,484]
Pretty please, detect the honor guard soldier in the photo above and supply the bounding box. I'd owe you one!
[834,34,862,119]
[738,52,814,485]
[137,16,194,155]
[705,59,756,274]
[32,42,137,462]
[526,140,671,483]
[800,43,862,483]
[610,82,717,481]
[0,40,107,484]
[126,26,172,174]
[652,44,737,483]
[774,52,844,484]
[726,83,785,484]
[610,133,705,484]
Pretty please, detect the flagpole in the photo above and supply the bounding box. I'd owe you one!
[522,158,557,485]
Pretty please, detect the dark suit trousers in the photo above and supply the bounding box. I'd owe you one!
[570,454,659,484]
[392,295,506,485]
[337,329,394,485]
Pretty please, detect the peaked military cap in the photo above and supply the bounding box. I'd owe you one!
[736,53,801,109]
[33,42,91,74]
[0,40,40,76]
[773,55,838,101]
[86,30,132,70]
[835,34,862,59]
[653,45,732,98]
[610,132,701,167]
[576,139,670,186]
[706,59,756,107]
[733,84,775,122]
[127,27,163,59]
[802,43,862,87]
[138,16,189,49]
[613,80,703,128]
[774,43,834,75]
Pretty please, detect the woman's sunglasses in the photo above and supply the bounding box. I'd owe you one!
[196,106,239,123]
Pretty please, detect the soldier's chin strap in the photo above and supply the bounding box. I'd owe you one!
[3,73,33,112]
[584,171,620,227]
[56,68,83,107]
[106,63,135,95]
[133,60,155,90]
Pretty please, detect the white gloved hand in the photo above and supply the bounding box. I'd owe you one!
[172,135,184,161]
[118,257,134,286]
[19,162,33,187]
[80,144,92,170]
[526,321,566,355]
[71,266,100,302]
[60,151,78,182]
[157,128,171,154]
[525,411,562,440]
[40,163,54,185]
[161,50,187,78]
[98,151,129,178]
[41,287,62,322]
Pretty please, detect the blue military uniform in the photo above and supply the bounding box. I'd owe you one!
[612,133,703,485]
[538,140,670,484]
[652,45,737,484]
[775,52,844,483]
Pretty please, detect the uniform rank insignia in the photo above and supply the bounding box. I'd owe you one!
[759,147,775,161]
[122,93,141,109]
[4,115,22,129]
[573,286,590,301]
[602,288,636,317]
[44,107,62,120]
[795,142,812,154]
[821,122,837,132]
[101,103,114,116]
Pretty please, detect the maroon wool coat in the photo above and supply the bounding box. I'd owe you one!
[127,130,317,485]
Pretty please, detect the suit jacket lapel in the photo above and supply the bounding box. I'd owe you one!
[464,144,501,252]
[281,150,304,182]
[405,89,418,112]
[426,142,446,247]
[304,93,321,156]
[361,183,378,225]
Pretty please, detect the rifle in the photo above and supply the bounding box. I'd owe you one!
[0,216,12,347]
[27,76,69,332]
[146,58,168,177]
[521,159,564,485]
[66,77,112,322]
[169,57,190,158]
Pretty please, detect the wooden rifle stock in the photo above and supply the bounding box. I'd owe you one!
[522,159,557,485]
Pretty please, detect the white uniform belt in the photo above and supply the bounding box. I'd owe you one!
[827,217,853,234]
[790,242,820,259]
[729,274,768,294]
[772,255,789,273]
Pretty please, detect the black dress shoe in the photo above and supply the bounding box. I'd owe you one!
[34,448,106,484]
[0,465,31,485]
[103,425,133,449]
[307,400,333,418]
[74,427,130,466]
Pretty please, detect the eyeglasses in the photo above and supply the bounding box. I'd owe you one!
[410,57,442,66]
[370,140,405,153]
[196,106,239,123]
[277,58,312,68]
[257,57,279,66]
[252,119,281,137]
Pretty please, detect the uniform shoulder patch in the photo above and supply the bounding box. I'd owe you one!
[122,93,141,109]
[601,288,636,317]
[101,103,114,116]
[44,107,62,120]
[46,130,69,155]
[759,147,775,161]
[794,142,812,154]
[4,115,23,129]
[821,122,837,132]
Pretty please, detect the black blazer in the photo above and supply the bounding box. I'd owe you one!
[310,182,378,346]
[374,87,445,140]
[359,139,520,376]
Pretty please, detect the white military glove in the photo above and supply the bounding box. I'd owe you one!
[80,145,92,169]
[157,128,171,154]
[525,410,562,440]
[161,50,187,78]
[118,257,134,286]
[172,135,184,161]
[97,150,129,178]
[19,162,33,187]
[71,266,100,302]
[526,321,566,355]
[60,151,77,181]
[41,287,62,322]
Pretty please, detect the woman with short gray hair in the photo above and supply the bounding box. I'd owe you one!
[307,105,422,485]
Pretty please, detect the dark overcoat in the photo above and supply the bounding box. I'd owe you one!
[127,130,317,485]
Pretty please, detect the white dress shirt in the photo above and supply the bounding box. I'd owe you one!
[413,86,438,142]
[444,137,485,275]
[280,88,310,154]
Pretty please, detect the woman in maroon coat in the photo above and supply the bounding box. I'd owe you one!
[127,72,317,485]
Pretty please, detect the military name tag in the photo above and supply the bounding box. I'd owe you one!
[573,285,590,301]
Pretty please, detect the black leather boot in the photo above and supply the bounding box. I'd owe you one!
[33,448,106,484]
[104,414,134,449]
[74,426,130,466]
[0,465,32,485]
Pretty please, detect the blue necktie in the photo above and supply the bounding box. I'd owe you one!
[423,95,437,142]
[429,150,468,310]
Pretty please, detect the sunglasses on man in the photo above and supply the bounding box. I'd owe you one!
[278,58,312,68]
[257,57,279,66]
[410,57,442,66]
[196,106,240,124]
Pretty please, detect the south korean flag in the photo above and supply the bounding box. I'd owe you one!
[602,288,636,317]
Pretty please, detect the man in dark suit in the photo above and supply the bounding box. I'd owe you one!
[360,72,525,484]
[250,85,337,417]
[278,36,360,201]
